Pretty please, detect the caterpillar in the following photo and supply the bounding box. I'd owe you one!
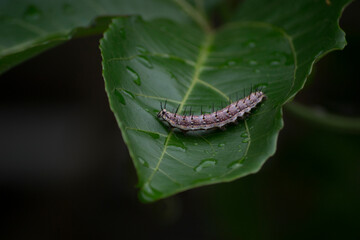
[157,90,266,131]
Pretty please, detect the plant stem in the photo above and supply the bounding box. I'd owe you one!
[285,101,360,134]
[174,0,212,32]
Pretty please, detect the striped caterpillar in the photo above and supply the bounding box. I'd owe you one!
[157,90,266,131]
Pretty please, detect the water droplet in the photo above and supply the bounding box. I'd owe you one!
[194,142,199,146]
[227,60,236,66]
[218,143,225,148]
[249,60,258,66]
[227,161,243,169]
[272,51,292,66]
[242,138,250,143]
[146,132,160,140]
[119,28,126,39]
[241,132,248,138]
[23,5,42,20]
[270,60,280,66]
[123,89,135,99]
[169,72,179,82]
[126,66,141,86]
[192,177,214,185]
[168,138,187,152]
[114,89,126,105]
[139,182,162,202]
[138,55,153,68]
[62,3,75,14]
[136,45,148,54]
[247,41,256,48]
[138,158,149,167]
[194,159,217,172]
[254,83,268,90]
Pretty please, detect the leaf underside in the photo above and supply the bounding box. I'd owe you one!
[0,0,193,74]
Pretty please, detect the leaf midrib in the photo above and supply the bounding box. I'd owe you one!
[141,31,214,189]
[137,0,299,196]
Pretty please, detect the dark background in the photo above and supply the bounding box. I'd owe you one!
[0,1,359,239]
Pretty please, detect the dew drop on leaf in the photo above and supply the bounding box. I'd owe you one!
[168,138,187,152]
[138,157,149,167]
[247,41,256,48]
[122,89,135,99]
[194,159,217,172]
[136,45,148,54]
[145,132,160,140]
[255,83,268,90]
[227,161,243,169]
[249,60,258,66]
[169,72,178,81]
[270,60,280,66]
[114,88,126,105]
[138,55,153,68]
[126,66,141,86]
[140,182,162,202]
[227,60,236,66]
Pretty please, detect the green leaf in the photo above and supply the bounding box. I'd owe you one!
[101,16,286,202]
[234,0,351,99]
[0,0,193,74]
[101,0,351,202]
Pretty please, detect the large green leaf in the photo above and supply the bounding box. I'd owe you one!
[234,0,351,99]
[101,17,283,202]
[2,0,350,202]
[0,0,195,74]
[101,0,350,202]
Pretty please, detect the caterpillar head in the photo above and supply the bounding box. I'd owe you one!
[157,109,167,119]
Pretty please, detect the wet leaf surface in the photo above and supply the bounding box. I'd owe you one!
[101,0,350,202]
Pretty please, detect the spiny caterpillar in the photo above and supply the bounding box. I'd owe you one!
[157,90,266,131]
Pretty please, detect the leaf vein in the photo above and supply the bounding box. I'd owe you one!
[165,152,194,169]
[115,88,181,104]
[10,19,47,35]
[141,32,214,190]
[197,79,229,101]
[107,52,196,66]
[125,127,168,138]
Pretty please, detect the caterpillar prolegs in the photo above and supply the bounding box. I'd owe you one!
[157,90,266,131]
